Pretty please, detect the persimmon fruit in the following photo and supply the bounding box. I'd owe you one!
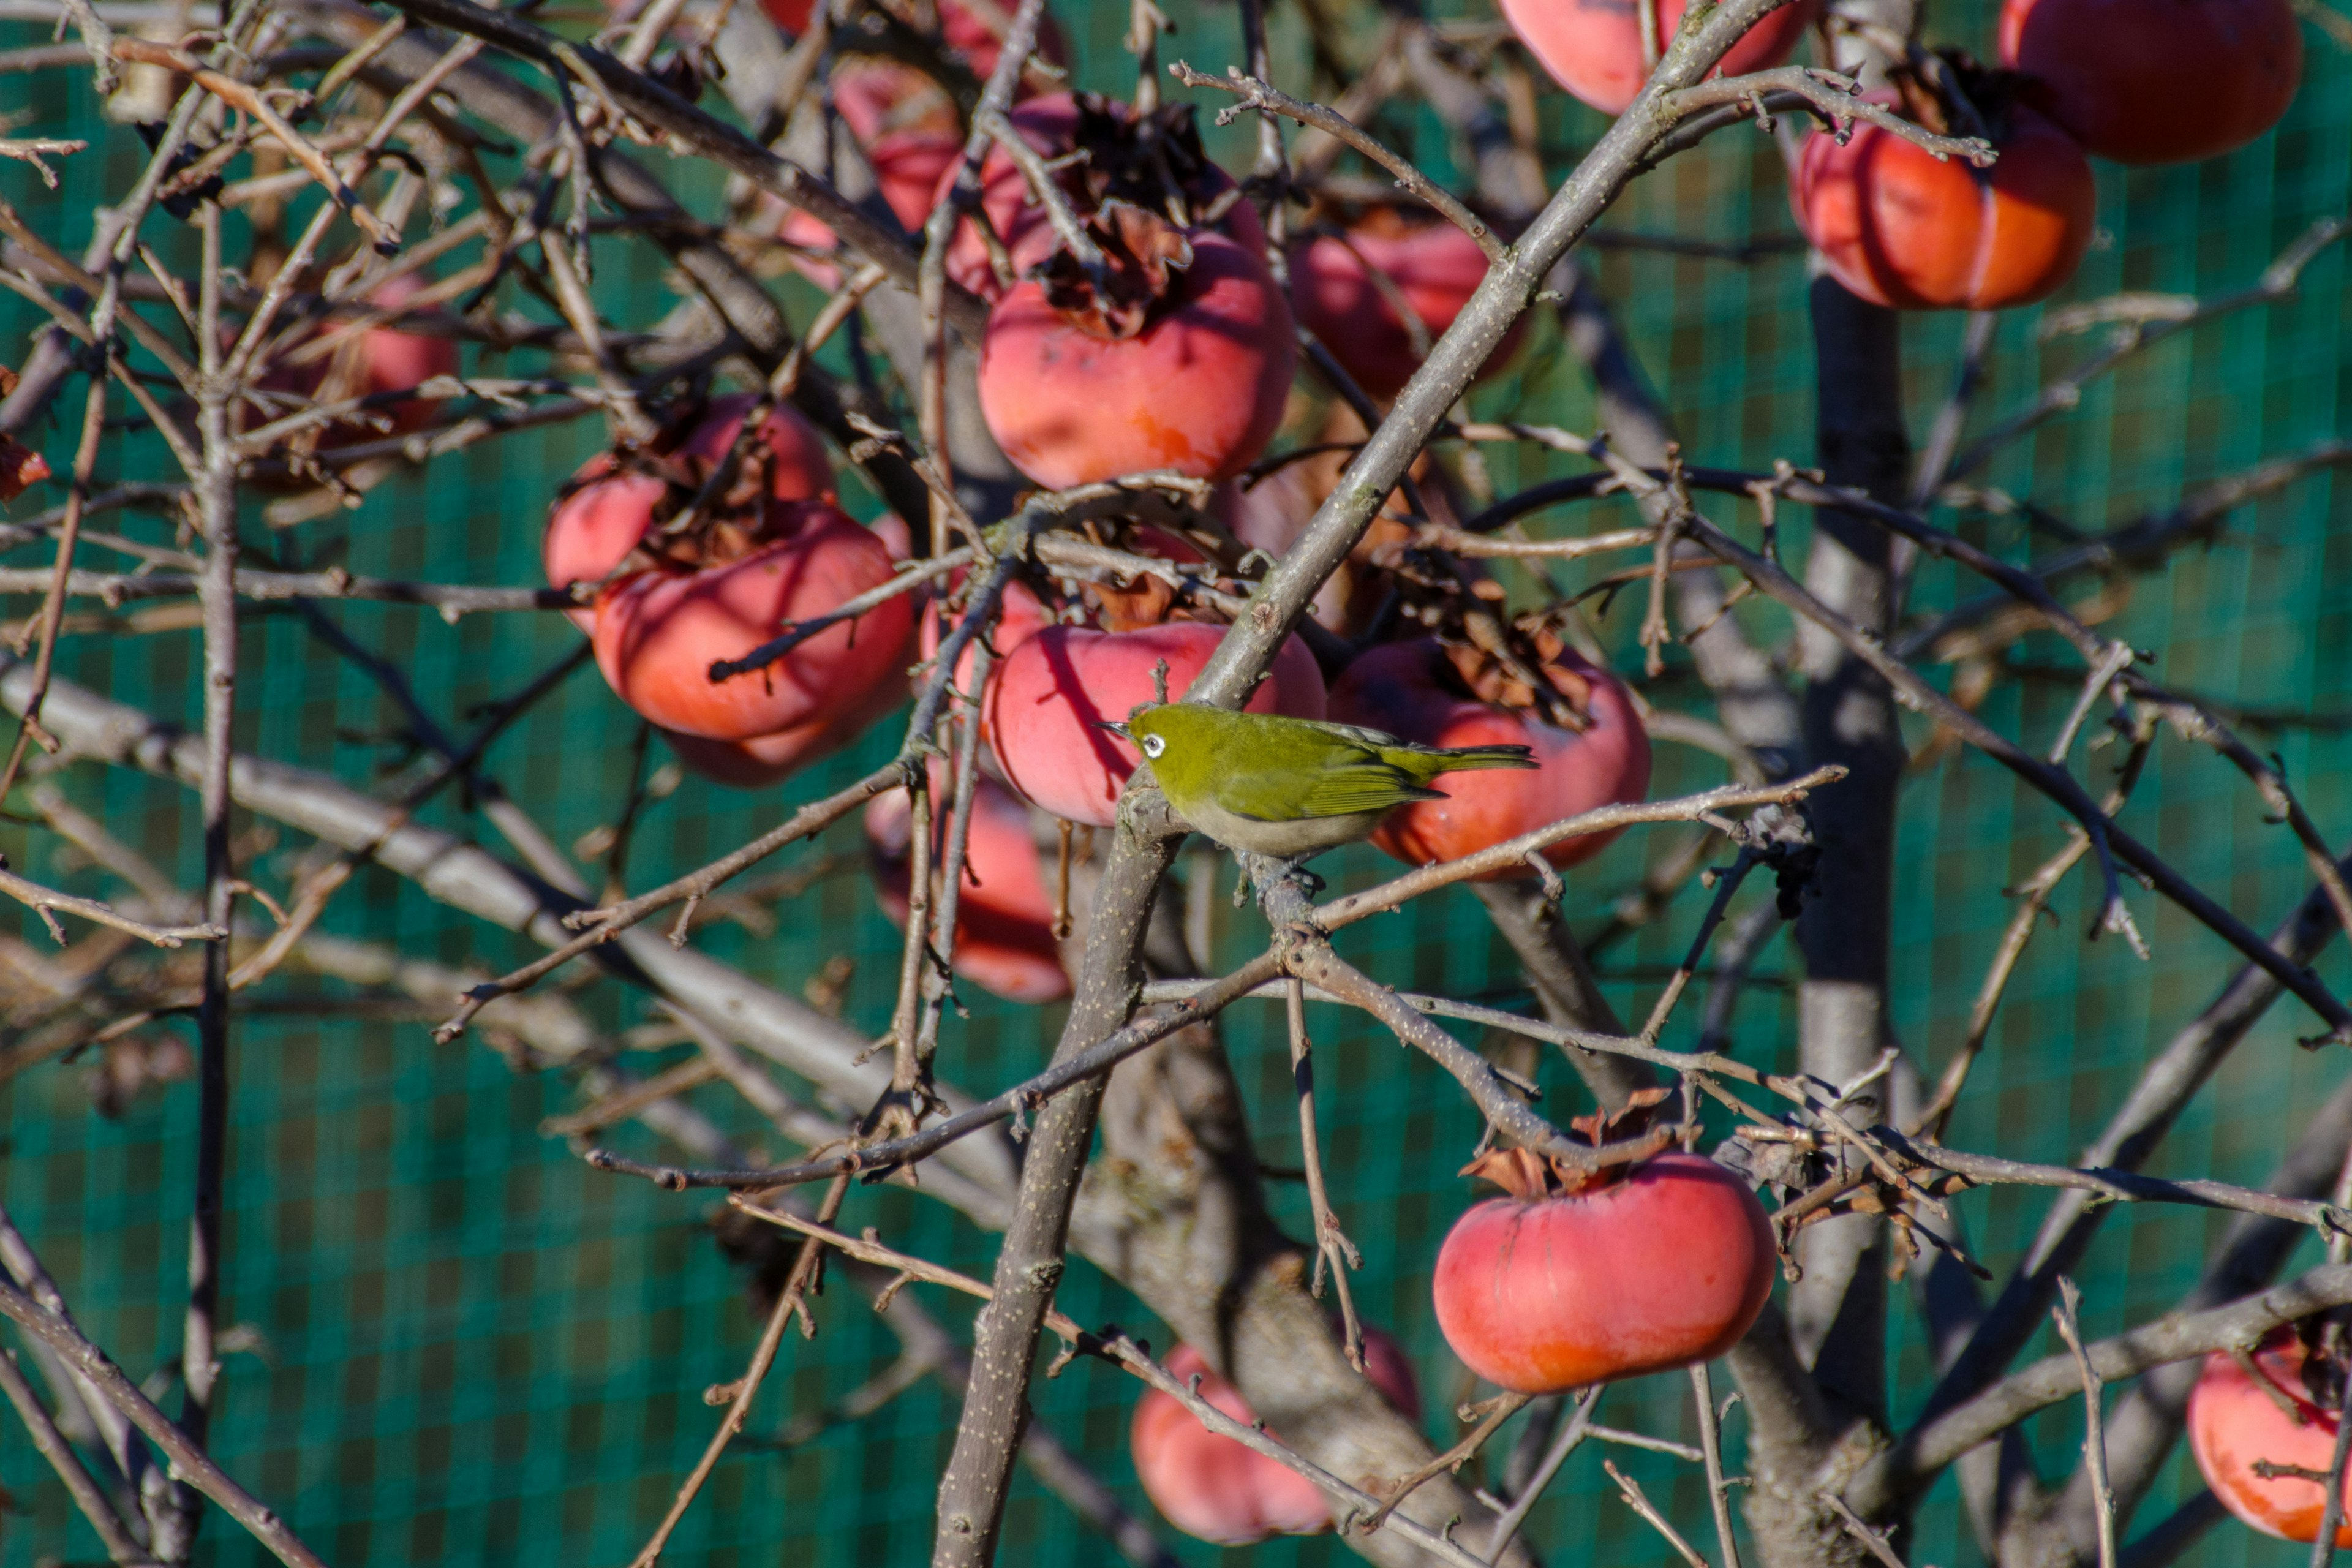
[984,621,1325,827]
[1325,638,1650,873]
[1998,0,2302,166]
[1791,92,2096,312]
[864,763,1071,1003]
[1433,1145,1774,1393]
[1499,0,1822,116]
[1290,211,1522,400]
[978,217,1294,490]
[592,503,911,742]
[251,274,457,470]
[1131,1332,1420,1545]
[2188,1329,2352,1545]
[543,396,837,631]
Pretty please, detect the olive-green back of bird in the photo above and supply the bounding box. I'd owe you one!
[1123,704,1536,859]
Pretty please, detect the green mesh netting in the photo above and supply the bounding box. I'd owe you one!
[3,1,2351,1564]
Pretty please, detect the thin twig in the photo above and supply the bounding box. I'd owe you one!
[1169,60,1499,260]
[1606,1459,1711,1568]
[0,1276,331,1568]
[1692,1362,1743,1568]
[627,1175,849,1567]
[1358,1391,1532,1532]
[1287,975,1365,1368]
[0,1344,146,1563]
[2052,1277,2119,1568]
[1822,1493,1910,1568]
[1483,1387,1599,1562]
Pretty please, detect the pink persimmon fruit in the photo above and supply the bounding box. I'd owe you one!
[1290,210,1521,400]
[251,274,457,469]
[1499,0,1822,116]
[864,762,1071,1003]
[773,130,962,289]
[1998,0,2301,166]
[978,205,1294,491]
[1433,1142,1774,1393]
[984,621,1326,827]
[2188,1329,2352,1545]
[544,396,837,631]
[1131,1332,1420,1545]
[592,503,911,742]
[1325,638,1650,874]
[1791,91,2095,312]
[655,514,913,786]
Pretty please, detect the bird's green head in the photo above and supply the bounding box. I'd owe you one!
[1101,703,1231,800]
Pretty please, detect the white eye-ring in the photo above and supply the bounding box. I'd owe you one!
[1139,732,1166,758]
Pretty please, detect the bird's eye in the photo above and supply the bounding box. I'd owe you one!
[1140,733,1166,758]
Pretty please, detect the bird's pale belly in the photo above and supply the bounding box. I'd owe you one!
[1169,793,1387,859]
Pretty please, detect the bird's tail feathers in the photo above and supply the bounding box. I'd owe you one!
[1431,744,1538,773]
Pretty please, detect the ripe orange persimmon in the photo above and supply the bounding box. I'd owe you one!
[1433,1144,1773,1393]
[1998,0,2301,165]
[1792,91,2096,312]
[2189,1329,2352,1545]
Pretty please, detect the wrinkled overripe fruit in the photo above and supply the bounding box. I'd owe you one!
[1792,91,2096,312]
[1131,1332,1420,1545]
[1999,0,2301,166]
[985,621,1326,827]
[979,206,1294,490]
[593,503,911,742]
[1326,638,1650,873]
[253,273,458,461]
[1433,1133,1774,1393]
[1290,211,1520,401]
[1500,0,1822,116]
[544,396,837,631]
[2189,1328,2352,1545]
[864,762,1070,1003]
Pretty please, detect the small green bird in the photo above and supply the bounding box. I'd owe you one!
[1104,703,1537,861]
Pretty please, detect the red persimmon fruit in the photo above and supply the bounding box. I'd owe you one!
[1325,637,1650,873]
[984,620,1325,827]
[592,503,911,742]
[1792,91,2096,312]
[1131,1332,1420,1545]
[1998,0,2301,166]
[1433,1140,1774,1393]
[1499,0,1822,117]
[978,205,1294,491]
[1289,209,1523,401]
[2188,1327,2352,1545]
[864,762,1071,1003]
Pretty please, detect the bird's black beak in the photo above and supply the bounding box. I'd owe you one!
[1092,720,1130,739]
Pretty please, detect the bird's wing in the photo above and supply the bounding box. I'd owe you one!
[1219,745,1444,821]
